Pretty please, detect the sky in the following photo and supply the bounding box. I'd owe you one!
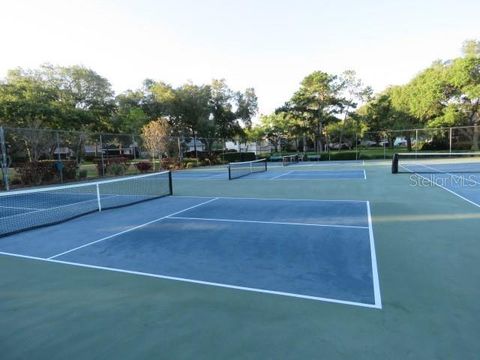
[0,0,479,117]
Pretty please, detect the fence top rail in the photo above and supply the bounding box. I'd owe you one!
[362,125,478,135]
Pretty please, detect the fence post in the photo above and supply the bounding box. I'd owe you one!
[177,136,182,162]
[0,126,9,191]
[55,131,63,183]
[449,127,453,153]
[415,129,418,158]
[99,134,105,176]
[131,134,137,160]
[355,133,358,160]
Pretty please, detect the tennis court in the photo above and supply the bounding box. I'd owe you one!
[173,163,366,180]
[0,196,380,307]
[393,152,480,207]
[1,157,479,359]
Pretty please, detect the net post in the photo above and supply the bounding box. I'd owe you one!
[392,153,399,174]
[168,170,173,195]
[96,183,102,211]
[228,165,232,180]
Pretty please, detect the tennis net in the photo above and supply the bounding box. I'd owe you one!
[228,159,267,180]
[0,171,172,237]
[392,152,480,174]
[283,155,299,166]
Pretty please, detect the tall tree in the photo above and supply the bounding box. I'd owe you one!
[141,118,172,170]
[40,64,116,131]
[207,79,258,150]
[112,90,149,133]
[0,68,60,128]
[175,82,212,155]
[0,64,116,131]
[288,71,348,152]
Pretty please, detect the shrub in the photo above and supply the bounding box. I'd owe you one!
[95,157,130,176]
[134,161,153,173]
[160,157,176,170]
[61,161,78,180]
[108,163,126,176]
[10,177,22,186]
[184,161,197,169]
[220,152,256,163]
[78,169,88,180]
[421,137,449,151]
[200,159,211,167]
[15,160,78,186]
[326,151,358,161]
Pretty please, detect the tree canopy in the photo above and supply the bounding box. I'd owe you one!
[1,38,479,153]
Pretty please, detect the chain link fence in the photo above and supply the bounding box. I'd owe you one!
[0,127,274,190]
[1,125,479,190]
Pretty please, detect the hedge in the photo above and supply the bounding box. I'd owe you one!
[220,152,256,163]
[14,160,78,186]
[94,157,130,176]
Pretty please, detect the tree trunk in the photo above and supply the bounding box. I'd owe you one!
[192,129,198,158]
[406,134,412,152]
[317,121,323,153]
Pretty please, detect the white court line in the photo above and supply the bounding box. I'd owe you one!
[267,170,366,181]
[401,165,480,209]
[0,251,381,309]
[0,204,42,211]
[207,173,226,179]
[173,195,368,203]
[366,201,382,309]
[48,198,219,259]
[169,216,369,230]
[270,171,294,180]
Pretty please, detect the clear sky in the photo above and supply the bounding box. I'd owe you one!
[0,0,479,116]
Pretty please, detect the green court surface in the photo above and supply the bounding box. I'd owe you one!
[1,161,479,359]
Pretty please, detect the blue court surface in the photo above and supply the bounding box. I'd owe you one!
[0,196,381,308]
[268,160,366,167]
[173,169,366,180]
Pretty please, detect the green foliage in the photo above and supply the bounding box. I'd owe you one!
[0,64,115,131]
[107,162,126,176]
[78,169,88,179]
[95,157,130,176]
[112,91,149,133]
[220,152,256,163]
[327,151,358,160]
[15,161,55,185]
[14,160,77,186]
[134,161,153,173]
[254,112,295,152]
